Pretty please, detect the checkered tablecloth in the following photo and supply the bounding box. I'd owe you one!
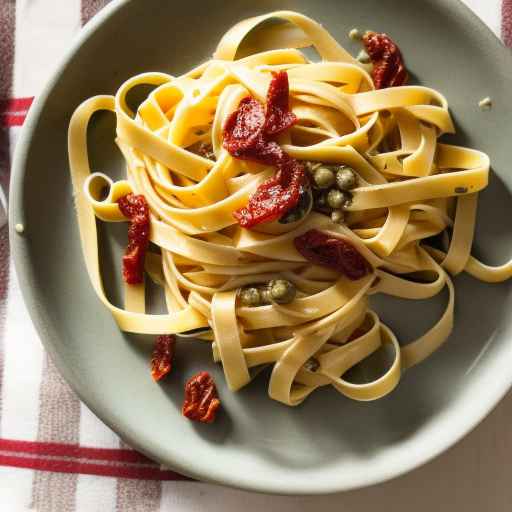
[0,0,507,510]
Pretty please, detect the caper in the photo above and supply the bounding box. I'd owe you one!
[331,209,345,224]
[239,287,262,307]
[348,28,362,41]
[327,188,350,209]
[304,358,320,372]
[357,49,371,63]
[260,288,272,304]
[313,166,336,189]
[268,279,296,304]
[336,166,357,191]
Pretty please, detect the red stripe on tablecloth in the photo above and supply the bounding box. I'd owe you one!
[0,454,190,481]
[0,96,34,127]
[0,438,153,464]
[0,97,34,112]
[1,114,27,127]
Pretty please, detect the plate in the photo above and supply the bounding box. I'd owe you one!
[10,0,512,494]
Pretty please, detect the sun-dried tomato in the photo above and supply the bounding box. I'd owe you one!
[182,371,221,424]
[234,157,305,227]
[362,32,408,89]
[118,194,150,284]
[294,229,372,280]
[151,335,175,381]
[223,97,266,158]
[223,71,305,229]
[264,70,298,136]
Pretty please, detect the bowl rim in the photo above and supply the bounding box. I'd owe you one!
[9,0,512,495]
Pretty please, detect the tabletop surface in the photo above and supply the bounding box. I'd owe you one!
[1,0,510,510]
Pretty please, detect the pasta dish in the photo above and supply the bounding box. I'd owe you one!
[68,11,508,419]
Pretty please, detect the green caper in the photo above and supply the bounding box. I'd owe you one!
[268,279,296,304]
[239,287,262,307]
[327,188,352,210]
[304,358,320,372]
[326,188,347,209]
[260,287,272,304]
[336,166,357,191]
[326,189,344,209]
[357,49,370,63]
[331,209,345,224]
[313,166,336,189]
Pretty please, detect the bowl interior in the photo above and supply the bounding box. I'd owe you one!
[11,0,512,494]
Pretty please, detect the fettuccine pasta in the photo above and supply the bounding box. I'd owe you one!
[68,11,507,407]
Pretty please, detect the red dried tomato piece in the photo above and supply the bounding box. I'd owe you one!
[294,229,372,280]
[234,157,305,228]
[182,371,221,424]
[122,244,145,286]
[223,71,304,229]
[362,32,408,89]
[223,97,266,157]
[151,335,176,381]
[264,71,297,136]
[118,194,150,284]
[118,193,147,219]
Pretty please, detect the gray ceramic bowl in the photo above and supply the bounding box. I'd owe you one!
[10,0,512,495]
